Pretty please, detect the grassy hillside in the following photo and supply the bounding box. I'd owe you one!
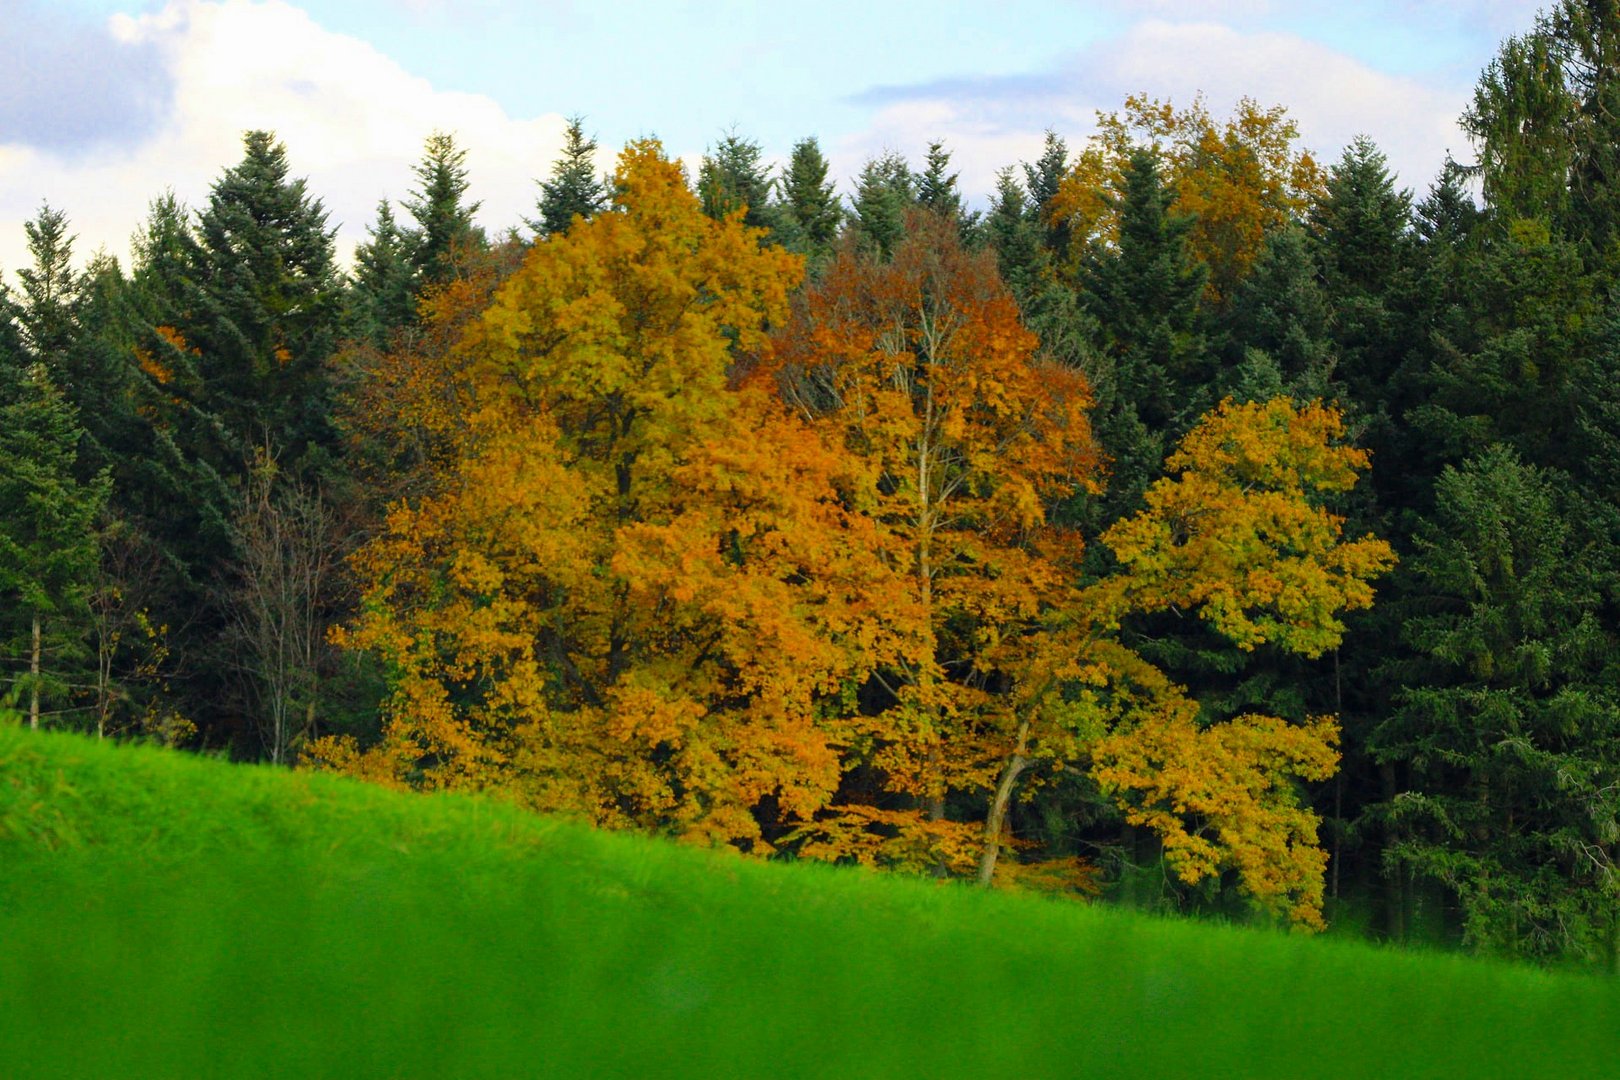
[2,725,1616,1079]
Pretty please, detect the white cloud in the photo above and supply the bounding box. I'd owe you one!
[0,0,568,275]
[840,18,1475,203]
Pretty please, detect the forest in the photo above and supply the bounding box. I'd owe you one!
[4,0,1619,970]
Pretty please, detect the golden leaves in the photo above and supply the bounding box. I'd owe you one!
[1095,398,1397,657]
[1049,94,1326,300]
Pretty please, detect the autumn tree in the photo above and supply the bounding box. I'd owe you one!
[1052,94,1325,302]
[1083,398,1396,926]
[314,141,901,853]
[764,210,1102,876]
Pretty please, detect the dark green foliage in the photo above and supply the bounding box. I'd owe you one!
[849,151,914,258]
[697,129,778,237]
[1373,447,1620,965]
[1413,218,1596,476]
[1224,225,1335,402]
[349,200,416,347]
[0,366,109,727]
[1078,147,1208,523]
[403,131,484,290]
[1310,138,1413,407]
[531,116,609,239]
[187,130,341,464]
[985,168,1043,295]
[916,140,979,241]
[1023,129,1071,258]
[774,136,843,263]
[16,205,79,371]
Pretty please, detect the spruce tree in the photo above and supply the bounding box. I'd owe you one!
[16,204,80,374]
[188,130,341,463]
[775,136,843,261]
[404,131,484,289]
[849,151,914,258]
[349,200,416,346]
[1023,129,1071,258]
[531,116,609,238]
[0,364,109,730]
[697,129,777,237]
[1372,446,1620,965]
[1224,226,1335,403]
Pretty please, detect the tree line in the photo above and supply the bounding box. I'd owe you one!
[3,1,1619,966]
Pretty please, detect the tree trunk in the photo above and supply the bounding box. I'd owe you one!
[977,721,1030,885]
[29,615,41,731]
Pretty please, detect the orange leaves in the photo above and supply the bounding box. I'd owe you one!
[1096,398,1396,657]
[318,139,902,853]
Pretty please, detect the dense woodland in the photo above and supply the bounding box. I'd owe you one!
[5,1,1620,967]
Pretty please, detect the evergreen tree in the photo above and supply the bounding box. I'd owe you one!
[916,140,978,239]
[188,130,342,464]
[1222,226,1337,407]
[1372,446,1620,966]
[531,116,609,238]
[0,364,109,730]
[775,136,842,261]
[1023,129,1071,258]
[16,204,80,373]
[403,131,484,289]
[849,151,914,258]
[1079,147,1208,522]
[697,129,778,236]
[349,200,416,346]
[1310,138,1413,407]
[985,168,1041,294]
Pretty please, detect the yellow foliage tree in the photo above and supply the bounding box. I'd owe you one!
[310,141,904,852]
[1050,94,1326,302]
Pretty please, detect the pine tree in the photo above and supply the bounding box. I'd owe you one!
[1224,226,1335,402]
[917,140,978,240]
[531,116,609,238]
[1372,446,1620,965]
[775,136,843,261]
[1023,130,1071,258]
[403,131,484,289]
[1310,138,1413,407]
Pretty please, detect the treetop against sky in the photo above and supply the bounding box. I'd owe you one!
[4,0,1539,271]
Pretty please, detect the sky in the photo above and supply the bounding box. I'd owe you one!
[0,0,1548,273]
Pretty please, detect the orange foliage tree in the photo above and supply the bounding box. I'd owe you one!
[1050,94,1326,302]
[310,141,905,852]
[766,220,1391,924]
[759,211,1102,878]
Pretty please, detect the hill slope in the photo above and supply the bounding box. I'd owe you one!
[1,725,1615,1078]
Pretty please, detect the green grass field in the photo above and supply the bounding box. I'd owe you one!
[2,725,1616,1078]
